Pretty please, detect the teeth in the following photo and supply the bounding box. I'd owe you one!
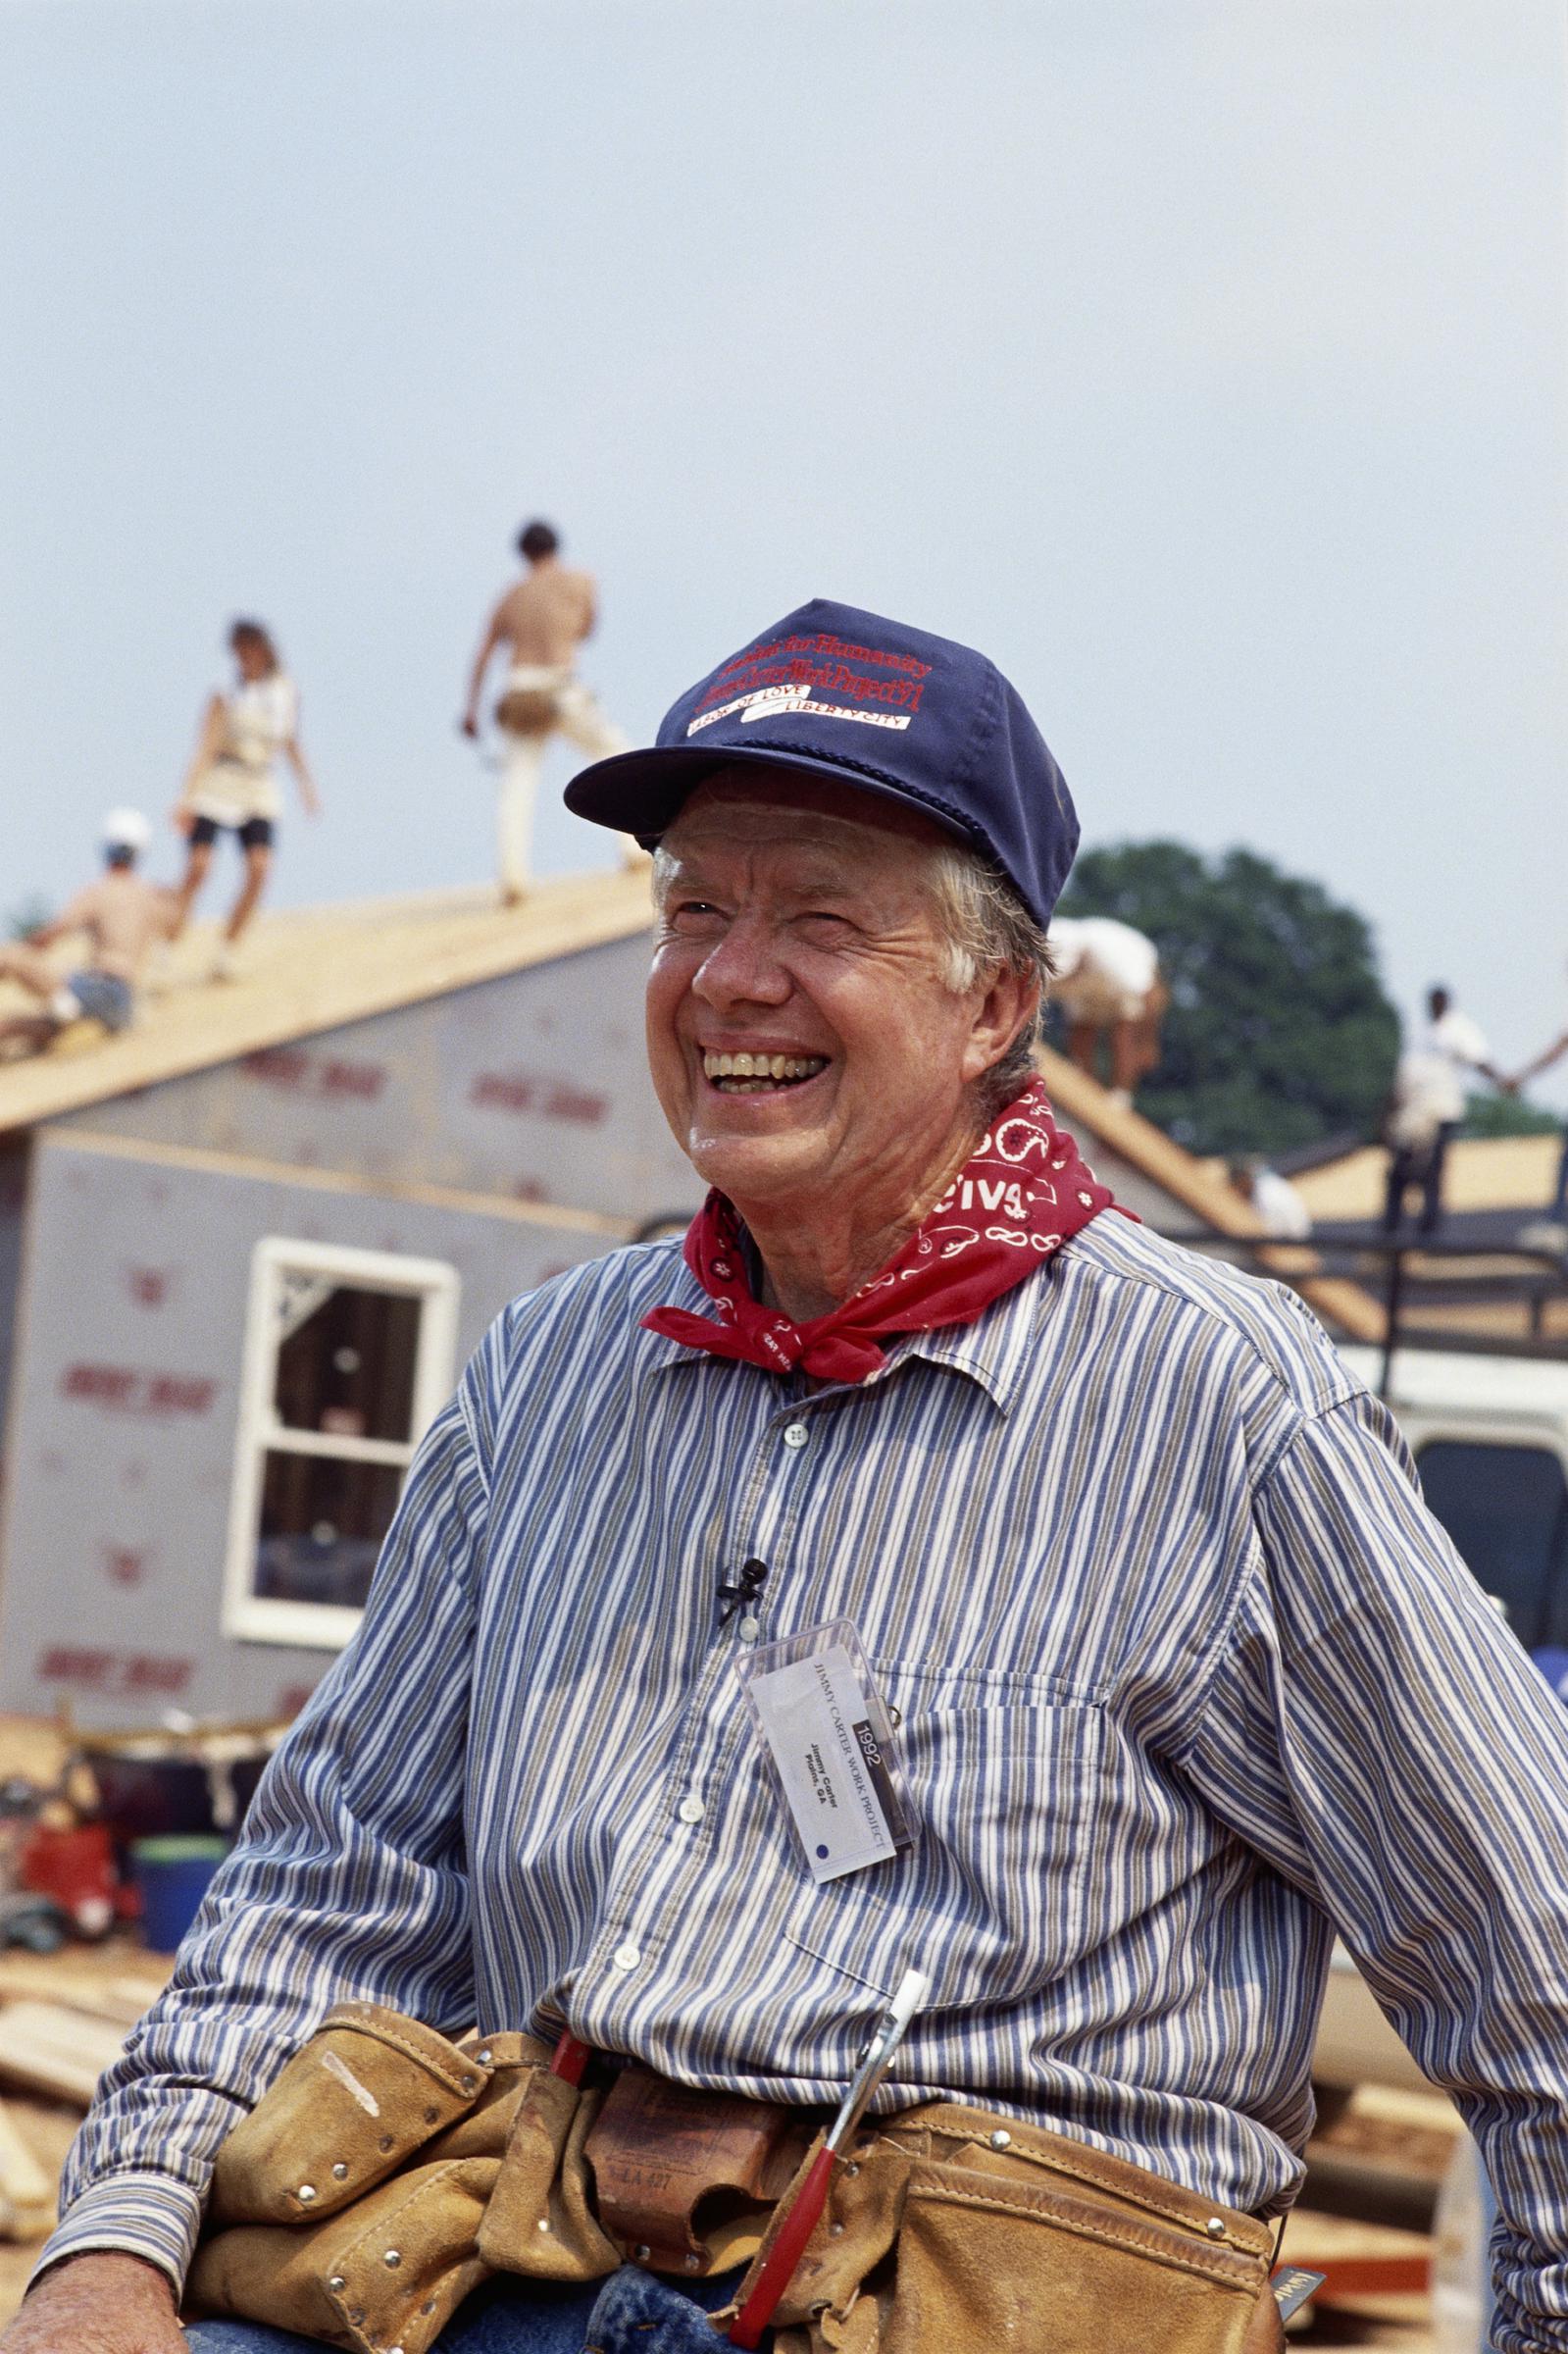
[703,1050,827,1087]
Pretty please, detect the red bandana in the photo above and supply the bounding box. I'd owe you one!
[642,1079,1122,1385]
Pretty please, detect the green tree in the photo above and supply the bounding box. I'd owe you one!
[1053,842,1401,1156]
[1461,1091,1561,1140]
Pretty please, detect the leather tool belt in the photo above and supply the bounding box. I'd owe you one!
[186,2002,1276,2354]
[583,2064,819,2277]
[493,685,562,735]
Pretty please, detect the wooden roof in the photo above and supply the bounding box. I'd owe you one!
[1294,1134,1562,1225]
[1035,1048,1385,1343]
[0,871,655,1140]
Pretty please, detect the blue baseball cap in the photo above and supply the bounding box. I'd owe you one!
[564,595,1079,931]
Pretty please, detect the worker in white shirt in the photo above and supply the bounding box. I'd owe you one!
[1046,915,1167,1107]
[1382,987,1505,1237]
[171,620,321,980]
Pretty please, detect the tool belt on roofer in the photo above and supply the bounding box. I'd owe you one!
[185,2003,1276,2354]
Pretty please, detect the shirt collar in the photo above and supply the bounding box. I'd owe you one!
[638,1244,1053,1415]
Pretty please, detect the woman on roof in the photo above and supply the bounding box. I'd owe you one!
[171,620,321,980]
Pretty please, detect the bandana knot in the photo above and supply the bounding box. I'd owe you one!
[642,1079,1122,1382]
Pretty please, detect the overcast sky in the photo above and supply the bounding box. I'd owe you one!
[4,1,1565,1097]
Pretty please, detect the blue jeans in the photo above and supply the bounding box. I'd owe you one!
[184,2263,748,2353]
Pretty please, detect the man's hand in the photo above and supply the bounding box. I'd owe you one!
[0,2252,186,2352]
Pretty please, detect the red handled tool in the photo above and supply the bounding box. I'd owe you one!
[551,2028,593,2086]
[729,1968,928,2350]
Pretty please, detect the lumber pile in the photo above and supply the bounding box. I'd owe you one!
[0,1952,167,2243]
[0,2104,51,2244]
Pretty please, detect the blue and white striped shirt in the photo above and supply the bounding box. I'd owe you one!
[45,1215,1568,2350]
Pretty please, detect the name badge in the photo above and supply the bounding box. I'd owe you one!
[736,1619,913,1884]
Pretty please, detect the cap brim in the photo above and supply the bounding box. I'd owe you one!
[564,742,973,849]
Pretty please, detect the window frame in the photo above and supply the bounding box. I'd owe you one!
[222,1236,460,1651]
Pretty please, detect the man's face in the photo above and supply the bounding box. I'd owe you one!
[646,773,1013,1219]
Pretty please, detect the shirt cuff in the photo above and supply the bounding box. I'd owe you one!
[30,2171,205,2299]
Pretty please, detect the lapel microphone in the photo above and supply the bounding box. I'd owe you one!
[717,1557,769,1626]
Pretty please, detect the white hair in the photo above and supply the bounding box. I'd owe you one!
[925,843,1052,1117]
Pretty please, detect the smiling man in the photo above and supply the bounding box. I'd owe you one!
[18,601,1568,2354]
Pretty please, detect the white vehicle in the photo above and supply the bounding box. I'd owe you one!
[1311,1340,1568,2095]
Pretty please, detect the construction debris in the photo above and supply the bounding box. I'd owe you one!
[0,2099,52,2242]
[0,2002,130,2110]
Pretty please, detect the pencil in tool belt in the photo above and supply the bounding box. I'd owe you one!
[729,1968,929,2351]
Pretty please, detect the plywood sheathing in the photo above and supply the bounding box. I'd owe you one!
[0,871,655,1141]
[1037,1047,1387,1344]
[1295,1135,1562,1225]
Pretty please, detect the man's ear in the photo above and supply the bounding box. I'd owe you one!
[961,969,1040,1086]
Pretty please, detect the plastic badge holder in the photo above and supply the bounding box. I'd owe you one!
[736,1618,914,1884]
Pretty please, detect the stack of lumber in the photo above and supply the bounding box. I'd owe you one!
[0,1949,168,2248]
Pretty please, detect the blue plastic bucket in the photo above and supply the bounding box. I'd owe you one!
[130,1834,228,1952]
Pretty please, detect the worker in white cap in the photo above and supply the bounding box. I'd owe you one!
[0,809,177,1057]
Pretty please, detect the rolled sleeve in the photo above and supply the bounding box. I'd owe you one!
[38,1369,493,2293]
[1183,1391,1568,2354]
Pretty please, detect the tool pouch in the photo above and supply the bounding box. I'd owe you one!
[494,686,561,735]
[188,2012,1275,2354]
[186,2007,619,2354]
[582,2064,813,2277]
[721,2102,1275,2354]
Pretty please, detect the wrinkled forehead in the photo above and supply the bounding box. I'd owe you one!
[659,767,954,873]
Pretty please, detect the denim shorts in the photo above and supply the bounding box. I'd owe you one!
[62,969,134,1031]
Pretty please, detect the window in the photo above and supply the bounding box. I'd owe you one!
[1416,1439,1568,1651]
[223,1239,460,1649]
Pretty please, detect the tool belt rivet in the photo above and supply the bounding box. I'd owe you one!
[328,2277,346,2293]
[383,2249,402,2269]
[297,2184,317,2203]
[331,2163,348,2180]
[634,2243,652,2262]
[988,2130,1011,2150]
[1205,2218,1227,2239]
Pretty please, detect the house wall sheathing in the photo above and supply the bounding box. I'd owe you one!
[0,1132,619,1727]
[58,934,704,1228]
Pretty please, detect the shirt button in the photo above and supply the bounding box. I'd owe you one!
[612,1941,641,1972]
[678,1796,704,1824]
[783,1421,809,1450]
[737,1615,761,1643]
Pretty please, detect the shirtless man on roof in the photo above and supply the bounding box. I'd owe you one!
[460,520,639,901]
[0,810,177,1057]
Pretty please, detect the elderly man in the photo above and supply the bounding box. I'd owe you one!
[15,601,1568,2354]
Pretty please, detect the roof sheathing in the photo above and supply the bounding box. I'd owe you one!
[0,872,656,1141]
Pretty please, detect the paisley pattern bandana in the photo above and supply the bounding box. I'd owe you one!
[642,1078,1121,1384]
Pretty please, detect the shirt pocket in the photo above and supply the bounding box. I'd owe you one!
[892,1669,1110,2011]
[787,1664,1111,2021]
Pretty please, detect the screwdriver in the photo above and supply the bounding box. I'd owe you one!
[729,1967,929,2350]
